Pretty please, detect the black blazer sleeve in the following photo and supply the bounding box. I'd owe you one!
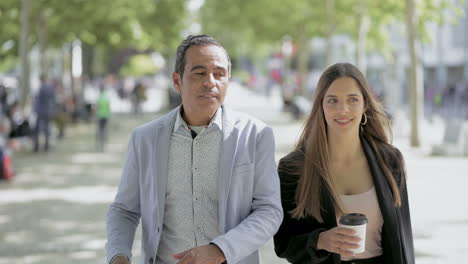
[380,146,415,264]
[398,178,415,264]
[392,149,415,264]
[273,156,332,264]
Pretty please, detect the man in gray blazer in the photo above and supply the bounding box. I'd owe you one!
[106,35,283,264]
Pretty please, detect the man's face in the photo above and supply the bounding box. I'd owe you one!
[172,45,230,124]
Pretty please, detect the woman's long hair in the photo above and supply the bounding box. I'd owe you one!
[289,63,404,222]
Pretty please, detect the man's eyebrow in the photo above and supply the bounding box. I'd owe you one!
[214,66,227,71]
[190,65,207,72]
[190,65,227,72]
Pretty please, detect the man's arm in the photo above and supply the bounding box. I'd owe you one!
[106,131,141,263]
[211,126,284,263]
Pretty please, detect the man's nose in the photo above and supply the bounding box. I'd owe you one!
[203,73,216,87]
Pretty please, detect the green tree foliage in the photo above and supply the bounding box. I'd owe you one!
[0,0,21,64]
[120,54,158,77]
[200,0,328,58]
[0,0,188,61]
[201,0,464,61]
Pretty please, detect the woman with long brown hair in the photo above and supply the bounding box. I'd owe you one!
[274,63,414,264]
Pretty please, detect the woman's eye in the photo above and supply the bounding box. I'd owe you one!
[327,99,336,103]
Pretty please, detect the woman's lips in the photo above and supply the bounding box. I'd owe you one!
[334,119,353,126]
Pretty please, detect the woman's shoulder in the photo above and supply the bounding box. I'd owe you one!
[376,142,406,185]
[277,150,303,206]
[278,150,303,173]
[379,144,404,168]
[278,150,304,187]
[279,149,304,166]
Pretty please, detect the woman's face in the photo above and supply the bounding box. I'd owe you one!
[322,77,365,136]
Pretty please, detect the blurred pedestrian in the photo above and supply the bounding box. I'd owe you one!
[0,111,13,181]
[274,63,414,264]
[51,79,68,139]
[106,35,283,264]
[131,81,146,115]
[0,84,8,114]
[54,96,68,140]
[96,86,111,151]
[33,74,56,152]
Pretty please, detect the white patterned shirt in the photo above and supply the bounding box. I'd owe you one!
[156,108,223,264]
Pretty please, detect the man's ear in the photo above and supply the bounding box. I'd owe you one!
[172,72,182,93]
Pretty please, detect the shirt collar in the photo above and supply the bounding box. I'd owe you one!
[173,106,223,133]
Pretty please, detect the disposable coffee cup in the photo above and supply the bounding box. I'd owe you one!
[338,213,367,253]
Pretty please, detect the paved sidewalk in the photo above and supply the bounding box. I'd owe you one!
[0,115,151,264]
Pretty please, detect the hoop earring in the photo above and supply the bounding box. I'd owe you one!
[360,112,367,126]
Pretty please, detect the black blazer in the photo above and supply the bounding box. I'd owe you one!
[273,138,415,264]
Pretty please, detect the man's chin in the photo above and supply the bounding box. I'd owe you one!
[198,102,220,110]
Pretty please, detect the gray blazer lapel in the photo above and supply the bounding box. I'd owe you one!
[155,107,179,222]
[218,107,238,232]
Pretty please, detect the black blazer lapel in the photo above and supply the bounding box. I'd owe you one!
[361,137,402,263]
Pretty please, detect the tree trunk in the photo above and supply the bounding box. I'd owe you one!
[325,0,335,67]
[384,50,405,126]
[405,0,423,147]
[82,43,94,81]
[464,15,468,81]
[280,37,294,102]
[356,0,369,75]
[38,8,47,75]
[73,40,84,101]
[296,24,311,96]
[435,25,447,113]
[19,0,31,110]
[69,43,75,96]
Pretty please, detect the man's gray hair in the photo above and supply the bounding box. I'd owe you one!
[175,35,231,78]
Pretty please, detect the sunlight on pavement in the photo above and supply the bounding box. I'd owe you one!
[0,186,116,204]
[70,152,120,164]
[81,239,106,250]
[69,250,97,259]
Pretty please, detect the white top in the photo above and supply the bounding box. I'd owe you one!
[337,186,384,261]
[156,108,223,264]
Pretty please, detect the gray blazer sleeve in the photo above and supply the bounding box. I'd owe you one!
[211,127,284,263]
[106,131,141,263]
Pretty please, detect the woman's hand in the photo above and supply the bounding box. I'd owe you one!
[316,227,361,256]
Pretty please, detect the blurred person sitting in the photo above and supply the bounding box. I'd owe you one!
[0,111,14,181]
[0,111,11,149]
[7,101,32,150]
